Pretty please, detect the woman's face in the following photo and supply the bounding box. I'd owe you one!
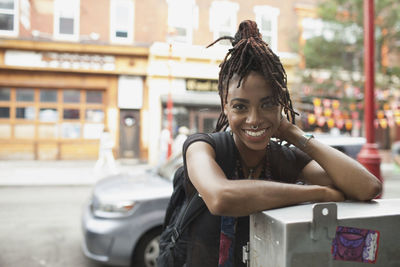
[224,71,281,152]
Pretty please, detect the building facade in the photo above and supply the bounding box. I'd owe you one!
[0,0,323,163]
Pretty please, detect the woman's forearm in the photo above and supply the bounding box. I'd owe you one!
[207,179,343,217]
[282,126,382,200]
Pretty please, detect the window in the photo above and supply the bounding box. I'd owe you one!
[166,0,198,44]
[110,0,134,44]
[254,5,280,52]
[16,88,34,102]
[0,0,18,37]
[86,91,103,104]
[0,107,10,118]
[0,88,10,101]
[0,88,105,140]
[16,107,35,120]
[54,0,80,41]
[40,90,57,102]
[63,90,80,103]
[209,1,239,45]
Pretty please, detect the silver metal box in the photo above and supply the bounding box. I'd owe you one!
[249,199,400,267]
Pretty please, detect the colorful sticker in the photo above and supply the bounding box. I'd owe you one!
[331,226,380,264]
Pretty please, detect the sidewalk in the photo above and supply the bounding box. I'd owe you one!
[0,159,152,186]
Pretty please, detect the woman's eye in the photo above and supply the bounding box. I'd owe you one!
[261,102,277,109]
[232,104,246,111]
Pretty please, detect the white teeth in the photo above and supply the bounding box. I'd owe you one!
[245,129,266,137]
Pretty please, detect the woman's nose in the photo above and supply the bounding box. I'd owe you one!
[246,108,260,124]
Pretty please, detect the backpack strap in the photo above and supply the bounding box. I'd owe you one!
[208,132,236,177]
[171,131,235,243]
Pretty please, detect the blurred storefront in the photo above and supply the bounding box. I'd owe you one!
[0,39,148,160]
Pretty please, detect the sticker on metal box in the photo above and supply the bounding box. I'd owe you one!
[331,226,380,263]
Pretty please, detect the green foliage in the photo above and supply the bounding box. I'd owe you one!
[306,0,400,72]
[304,37,352,70]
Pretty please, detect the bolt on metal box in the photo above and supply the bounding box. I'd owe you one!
[249,199,400,267]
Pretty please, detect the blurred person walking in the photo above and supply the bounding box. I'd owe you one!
[172,126,189,157]
[94,127,117,177]
[158,125,172,168]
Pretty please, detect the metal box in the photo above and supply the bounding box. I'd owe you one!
[249,199,400,267]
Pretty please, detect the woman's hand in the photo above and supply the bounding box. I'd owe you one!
[273,115,299,142]
[321,185,346,202]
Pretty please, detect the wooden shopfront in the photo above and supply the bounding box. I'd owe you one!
[0,40,148,160]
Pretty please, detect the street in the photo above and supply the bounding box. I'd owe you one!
[0,186,103,267]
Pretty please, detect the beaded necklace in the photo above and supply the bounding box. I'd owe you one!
[235,143,272,180]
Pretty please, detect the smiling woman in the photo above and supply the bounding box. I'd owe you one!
[164,20,383,267]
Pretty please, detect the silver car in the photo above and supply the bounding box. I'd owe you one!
[81,155,182,267]
[81,135,365,267]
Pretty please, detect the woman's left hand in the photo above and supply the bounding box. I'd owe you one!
[273,115,296,142]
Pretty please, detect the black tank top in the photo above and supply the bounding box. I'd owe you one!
[182,132,312,267]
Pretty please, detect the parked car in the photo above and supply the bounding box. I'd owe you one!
[81,154,182,267]
[312,133,366,159]
[81,134,365,267]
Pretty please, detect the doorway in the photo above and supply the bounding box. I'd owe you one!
[119,109,140,158]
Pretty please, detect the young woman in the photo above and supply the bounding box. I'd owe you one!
[183,20,382,267]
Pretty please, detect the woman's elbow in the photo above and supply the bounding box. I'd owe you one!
[356,178,383,201]
[204,189,233,216]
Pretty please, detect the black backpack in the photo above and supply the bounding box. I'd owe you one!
[157,132,235,267]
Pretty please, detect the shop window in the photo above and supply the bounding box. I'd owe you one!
[38,125,58,139]
[63,90,80,103]
[0,107,10,118]
[110,0,134,44]
[83,123,103,139]
[54,0,80,41]
[40,90,58,102]
[16,107,35,120]
[166,0,198,44]
[254,5,280,52]
[14,124,35,139]
[0,0,18,37]
[0,123,11,138]
[0,88,10,101]
[86,91,103,104]
[0,88,105,141]
[85,109,104,122]
[61,123,80,138]
[209,1,239,46]
[16,89,34,102]
[39,108,59,122]
[63,109,80,119]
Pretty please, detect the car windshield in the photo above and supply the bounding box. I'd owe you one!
[157,153,184,181]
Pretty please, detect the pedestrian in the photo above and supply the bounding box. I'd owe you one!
[172,126,189,157]
[182,20,382,266]
[158,125,172,168]
[94,126,117,176]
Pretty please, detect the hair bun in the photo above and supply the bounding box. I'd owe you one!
[232,20,262,46]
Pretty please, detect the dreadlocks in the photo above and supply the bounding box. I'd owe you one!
[207,20,298,132]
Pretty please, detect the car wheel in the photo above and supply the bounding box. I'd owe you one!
[131,228,161,267]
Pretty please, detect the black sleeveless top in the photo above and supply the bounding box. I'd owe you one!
[182,132,312,267]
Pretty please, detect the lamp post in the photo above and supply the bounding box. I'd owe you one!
[357,0,383,187]
[166,42,174,159]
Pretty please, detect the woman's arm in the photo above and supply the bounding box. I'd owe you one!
[186,141,345,217]
[276,118,382,201]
